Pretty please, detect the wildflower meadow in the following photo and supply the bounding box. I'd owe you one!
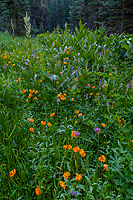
[0,22,133,199]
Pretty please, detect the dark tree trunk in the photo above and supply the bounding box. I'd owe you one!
[121,0,126,33]
[56,0,58,25]
[14,0,19,34]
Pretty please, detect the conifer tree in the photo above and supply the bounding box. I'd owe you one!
[0,0,30,35]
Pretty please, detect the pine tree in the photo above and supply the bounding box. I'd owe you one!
[69,0,85,31]
[0,0,30,35]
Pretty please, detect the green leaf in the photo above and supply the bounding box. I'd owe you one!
[67,162,71,172]
[85,176,92,185]
[121,44,130,52]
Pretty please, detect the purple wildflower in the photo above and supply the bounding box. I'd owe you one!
[99,79,102,85]
[94,128,100,134]
[86,94,88,98]
[73,131,80,136]
[71,66,74,69]
[102,85,104,87]
[3,84,6,87]
[72,191,77,196]
[25,62,28,65]
[57,98,60,103]
[76,71,78,77]
[126,84,129,88]
[106,101,109,105]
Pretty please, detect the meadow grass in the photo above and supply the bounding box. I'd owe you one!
[0,25,133,200]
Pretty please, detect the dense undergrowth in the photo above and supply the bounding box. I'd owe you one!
[0,24,133,200]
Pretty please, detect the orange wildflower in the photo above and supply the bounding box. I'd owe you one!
[87,84,90,86]
[56,81,59,84]
[22,89,26,93]
[29,89,32,93]
[41,121,46,125]
[61,97,66,100]
[29,127,34,132]
[64,49,66,52]
[50,113,55,117]
[35,90,38,94]
[63,145,68,150]
[47,71,50,73]
[34,97,37,99]
[75,173,82,181]
[40,80,42,82]
[75,78,78,81]
[76,110,79,114]
[109,73,112,76]
[68,145,72,150]
[57,92,62,98]
[63,171,70,180]
[101,123,106,127]
[28,118,34,122]
[73,147,80,153]
[79,149,86,157]
[75,59,77,61]
[47,122,52,127]
[59,72,62,75]
[28,93,32,98]
[67,47,69,50]
[79,74,81,76]
[67,51,69,54]
[103,164,108,171]
[71,98,74,101]
[12,64,15,66]
[80,152,86,157]
[105,85,108,87]
[90,93,93,96]
[16,80,18,83]
[78,113,82,117]
[26,99,28,102]
[9,169,16,177]
[18,77,21,80]
[71,131,77,138]
[117,118,121,123]
[35,186,42,195]
[92,86,95,89]
[66,57,69,60]
[98,155,106,162]
[59,181,66,189]
[63,62,67,65]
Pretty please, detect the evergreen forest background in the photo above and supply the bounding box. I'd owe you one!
[0,0,133,36]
